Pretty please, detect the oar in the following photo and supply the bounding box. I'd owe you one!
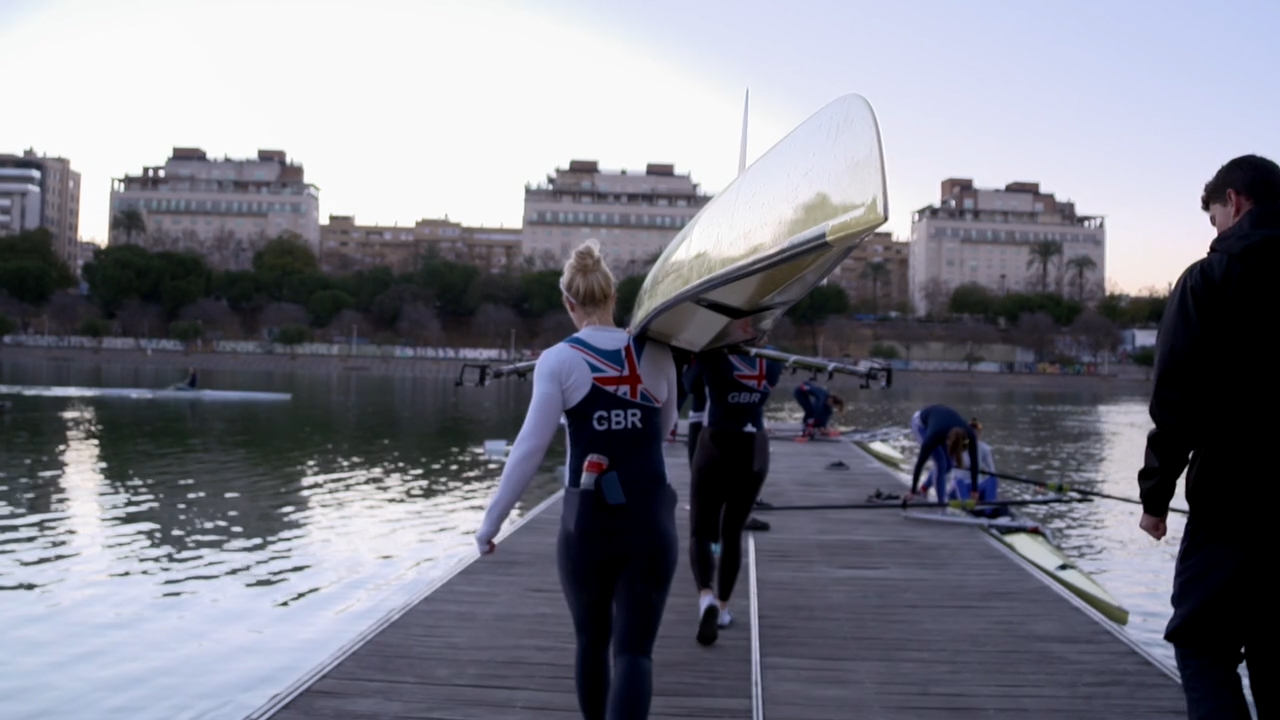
[989,471,1189,515]
[755,495,1091,512]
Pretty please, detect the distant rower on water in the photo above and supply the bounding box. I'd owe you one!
[474,239,679,720]
[172,367,198,391]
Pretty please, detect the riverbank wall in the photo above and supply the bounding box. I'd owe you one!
[1,334,1153,394]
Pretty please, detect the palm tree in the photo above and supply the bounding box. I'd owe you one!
[1066,255,1097,302]
[111,209,147,245]
[1026,240,1063,294]
[861,259,891,314]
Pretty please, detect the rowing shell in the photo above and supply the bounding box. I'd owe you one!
[0,384,292,401]
[854,440,1130,625]
[629,93,888,352]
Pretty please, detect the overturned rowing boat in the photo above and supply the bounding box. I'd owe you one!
[0,384,291,401]
[856,440,1130,625]
[457,92,891,387]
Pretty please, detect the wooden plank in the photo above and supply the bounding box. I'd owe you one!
[268,437,751,720]
[751,436,1184,719]
[263,433,1184,720]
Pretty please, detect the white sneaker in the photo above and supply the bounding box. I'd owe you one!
[696,595,719,646]
[718,608,733,628]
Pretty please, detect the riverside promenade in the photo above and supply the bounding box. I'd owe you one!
[250,431,1183,719]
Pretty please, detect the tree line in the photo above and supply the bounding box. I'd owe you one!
[0,228,1168,360]
[0,229,652,346]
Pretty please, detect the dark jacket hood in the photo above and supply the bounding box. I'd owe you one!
[1209,205,1280,256]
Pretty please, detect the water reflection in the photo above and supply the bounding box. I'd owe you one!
[1,361,1191,718]
[0,360,558,720]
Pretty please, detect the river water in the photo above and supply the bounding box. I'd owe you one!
[0,360,1204,718]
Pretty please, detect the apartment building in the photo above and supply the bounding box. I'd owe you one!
[319,215,520,275]
[826,231,911,313]
[522,160,711,275]
[908,178,1105,315]
[0,149,81,265]
[108,148,320,270]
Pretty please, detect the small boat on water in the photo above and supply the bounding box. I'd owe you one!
[0,384,291,401]
[855,439,1130,625]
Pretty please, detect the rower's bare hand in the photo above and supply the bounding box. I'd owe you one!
[479,540,496,555]
[1139,514,1166,541]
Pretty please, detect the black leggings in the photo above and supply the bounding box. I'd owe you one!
[558,489,679,720]
[686,421,702,467]
[689,427,768,602]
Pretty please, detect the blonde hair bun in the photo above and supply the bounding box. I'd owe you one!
[561,239,616,311]
[570,238,605,275]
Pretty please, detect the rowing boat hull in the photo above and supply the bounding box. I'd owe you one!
[628,93,888,352]
[854,440,1130,625]
[0,384,291,401]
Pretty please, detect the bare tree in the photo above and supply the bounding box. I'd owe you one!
[46,293,99,335]
[1069,310,1119,362]
[1014,312,1059,362]
[325,309,375,342]
[396,301,444,345]
[470,303,522,347]
[178,298,243,338]
[117,300,166,337]
[880,321,931,362]
[536,313,577,347]
[256,302,309,336]
[921,277,950,318]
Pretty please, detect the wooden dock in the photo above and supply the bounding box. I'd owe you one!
[253,431,1184,719]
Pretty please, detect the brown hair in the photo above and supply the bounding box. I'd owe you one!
[946,427,969,464]
[1200,154,1280,211]
[969,418,982,433]
[829,394,845,412]
[560,239,616,312]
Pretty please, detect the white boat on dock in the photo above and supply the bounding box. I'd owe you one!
[0,384,291,401]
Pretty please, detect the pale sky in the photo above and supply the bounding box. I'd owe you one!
[2,0,1277,293]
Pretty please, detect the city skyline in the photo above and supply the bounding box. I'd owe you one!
[3,0,1277,294]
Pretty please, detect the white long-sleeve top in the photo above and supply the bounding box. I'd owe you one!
[474,326,677,551]
[958,440,997,475]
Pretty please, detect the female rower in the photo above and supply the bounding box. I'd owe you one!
[793,379,845,439]
[475,239,679,720]
[682,356,707,467]
[685,338,782,646]
[908,404,980,504]
[950,418,998,502]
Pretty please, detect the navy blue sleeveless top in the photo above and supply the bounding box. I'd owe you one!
[683,356,707,421]
[561,335,668,501]
[692,348,783,432]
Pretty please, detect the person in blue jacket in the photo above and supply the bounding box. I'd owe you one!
[793,379,844,439]
[908,404,980,505]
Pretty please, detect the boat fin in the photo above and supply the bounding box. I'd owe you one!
[738,88,749,176]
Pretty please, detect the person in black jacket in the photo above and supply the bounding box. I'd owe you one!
[1137,154,1280,720]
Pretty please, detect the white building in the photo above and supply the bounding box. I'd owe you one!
[108,148,320,271]
[0,149,82,266]
[909,178,1105,315]
[521,160,711,275]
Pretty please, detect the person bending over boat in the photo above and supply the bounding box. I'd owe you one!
[685,339,782,646]
[475,239,679,720]
[793,380,845,439]
[907,404,980,505]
